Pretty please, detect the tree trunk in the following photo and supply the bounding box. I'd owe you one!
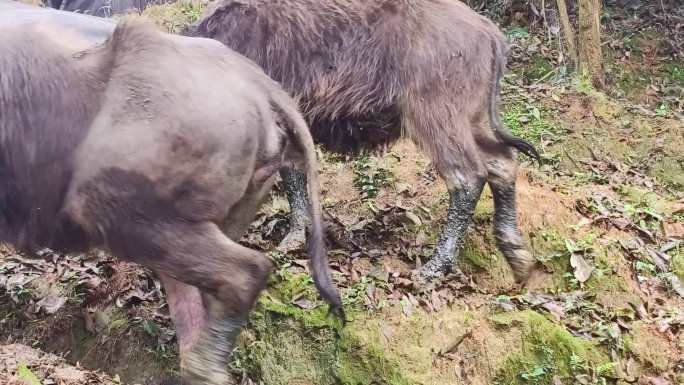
[555,0,578,70]
[578,0,604,87]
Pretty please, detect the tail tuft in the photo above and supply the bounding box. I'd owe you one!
[489,38,542,166]
[507,137,540,163]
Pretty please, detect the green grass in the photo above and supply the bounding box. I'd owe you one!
[492,311,613,385]
[502,102,561,148]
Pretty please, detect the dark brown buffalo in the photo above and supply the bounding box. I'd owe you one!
[186,0,540,285]
[0,10,341,384]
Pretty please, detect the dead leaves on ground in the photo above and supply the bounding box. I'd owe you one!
[0,248,173,351]
[1,344,118,385]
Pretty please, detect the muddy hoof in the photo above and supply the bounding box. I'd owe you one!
[182,369,233,385]
[509,255,538,286]
[410,269,439,293]
[277,227,306,252]
[412,265,469,293]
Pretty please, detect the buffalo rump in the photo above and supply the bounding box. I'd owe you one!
[0,6,341,384]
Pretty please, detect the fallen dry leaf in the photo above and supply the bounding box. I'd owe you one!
[35,294,67,315]
[638,376,671,385]
[664,274,684,298]
[662,221,684,239]
[570,253,594,283]
[401,296,413,317]
[672,200,684,214]
[541,301,565,322]
[53,367,86,382]
[438,330,472,356]
[400,211,422,226]
[292,295,317,310]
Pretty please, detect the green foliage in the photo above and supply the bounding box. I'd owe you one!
[505,26,530,40]
[352,154,394,199]
[141,1,205,34]
[663,63,684,86]
[502,102,560,149]
[672,252,684,281]
[492,311,613,385]
[233,271,413,385]
[17,363,42,385]
[655,102,673,117]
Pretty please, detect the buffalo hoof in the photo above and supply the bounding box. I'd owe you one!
[411,266,469,293]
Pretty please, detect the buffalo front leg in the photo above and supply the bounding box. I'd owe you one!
[417,175,486,283]
[277,167,311,252]
[487,157,536,283]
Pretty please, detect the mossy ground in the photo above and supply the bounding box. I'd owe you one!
[491,311,611,385]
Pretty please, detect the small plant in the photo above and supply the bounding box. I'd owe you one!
[655,103,672,117]
[502,102,560,149]
[352,154,394,199]
[516,344,557,385]
[569,354,617,385]
[505,26,530,40]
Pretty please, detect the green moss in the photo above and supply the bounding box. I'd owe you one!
[259,271,340,329]
[672,252,684,281]
[473,188,494,223]
[526,56,555,82]
[584,248,638,303]
[337,325,412,385]
[234,311,340,385]
[141,1,205,34]
[616,70,650,98]
[663,62,684,87]
[528,229,575,290]
[234,272,413,385]
[491,310,610,385]
[625,321,674,372]
[460,240,495,272]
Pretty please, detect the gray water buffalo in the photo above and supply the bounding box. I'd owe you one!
[186,0,540,285]
[0,4,342,384]
[43,0,167,17]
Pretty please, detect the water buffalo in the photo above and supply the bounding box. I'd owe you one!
[0,4,342,384]
[186,0,541,285]
[43,0,167,17]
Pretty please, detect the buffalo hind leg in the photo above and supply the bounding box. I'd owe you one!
[139,222,272,385]
[157,273,205,369]
[486,154,536,283]
[277,167,310,252]
[418,163,486,284]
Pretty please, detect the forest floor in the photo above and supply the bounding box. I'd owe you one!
[1,1,682,385]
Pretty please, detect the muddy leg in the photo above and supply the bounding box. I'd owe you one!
[157,273,205,367]
[418,175,486,282]
[277,167,310,252]
[130,222,272,385]
[486,158,536,283]
[181,232,272,385]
